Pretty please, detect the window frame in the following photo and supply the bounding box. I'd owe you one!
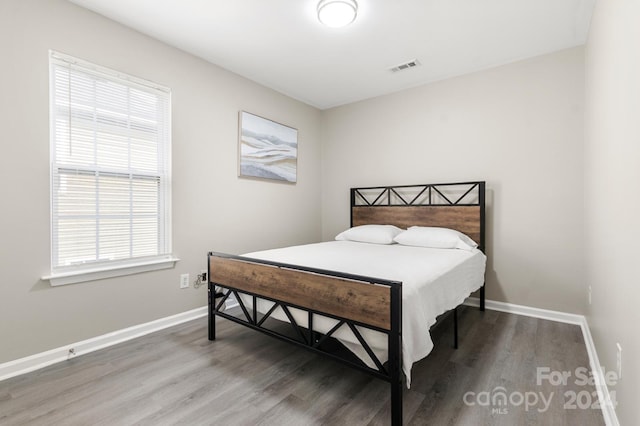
[44,51,177,286]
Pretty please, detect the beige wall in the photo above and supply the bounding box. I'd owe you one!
[0,0,322,364]
[321,47,586,314]
[584,0,640,423]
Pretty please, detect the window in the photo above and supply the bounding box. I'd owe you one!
[46,51,175,286]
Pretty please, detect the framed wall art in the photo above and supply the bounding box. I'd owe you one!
[238,111,298,183]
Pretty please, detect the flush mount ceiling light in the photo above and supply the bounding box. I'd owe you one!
[317,0,358,28]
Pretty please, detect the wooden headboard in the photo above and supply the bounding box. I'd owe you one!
[350,181,486,251]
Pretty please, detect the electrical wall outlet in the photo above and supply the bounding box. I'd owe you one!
[200,269,207,283]
[180,273,190,289]
[588,285,592,305]
[616,343,622,379]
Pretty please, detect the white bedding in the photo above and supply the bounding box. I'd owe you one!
[239,240,486,387]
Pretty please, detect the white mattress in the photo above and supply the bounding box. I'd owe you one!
[239,240,486,387]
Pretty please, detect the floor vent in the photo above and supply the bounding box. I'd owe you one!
[390,59,421,73]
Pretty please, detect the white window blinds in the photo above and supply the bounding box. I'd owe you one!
[49,51,172,277]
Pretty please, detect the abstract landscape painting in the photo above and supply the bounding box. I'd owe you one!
[239,111,298,183]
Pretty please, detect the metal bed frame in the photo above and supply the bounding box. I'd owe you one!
[208,181,486,425]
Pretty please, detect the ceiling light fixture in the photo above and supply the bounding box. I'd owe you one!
[317,0,358,28]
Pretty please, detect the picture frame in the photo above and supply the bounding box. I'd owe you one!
[238,111,298,183]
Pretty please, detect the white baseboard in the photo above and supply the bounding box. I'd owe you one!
[0,306,207,383]
[577,316,620,426]
[464,297,619,426]
[464,296,584,324]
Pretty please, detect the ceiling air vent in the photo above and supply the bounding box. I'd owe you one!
[389,59,421,73]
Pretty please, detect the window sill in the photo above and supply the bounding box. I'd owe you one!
[42,257,180,287]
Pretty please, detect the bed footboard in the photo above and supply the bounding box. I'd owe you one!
[208,252,404,425]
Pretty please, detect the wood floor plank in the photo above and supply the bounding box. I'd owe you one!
[0,307,605,425]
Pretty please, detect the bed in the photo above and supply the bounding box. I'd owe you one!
[207,181,486,425]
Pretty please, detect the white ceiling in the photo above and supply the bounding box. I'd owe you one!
[68,0,595,110]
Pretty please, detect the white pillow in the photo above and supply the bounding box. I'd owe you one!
[335,225,403,245]
[393,226,478,251]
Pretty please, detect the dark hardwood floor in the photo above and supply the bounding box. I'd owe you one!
[0,307,605,425]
